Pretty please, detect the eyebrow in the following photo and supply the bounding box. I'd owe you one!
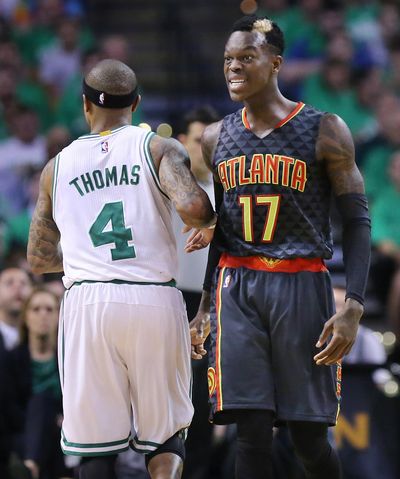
[225,45,258,54]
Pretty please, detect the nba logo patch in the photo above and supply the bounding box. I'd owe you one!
[223,274,231,288]
[101,141,108,153]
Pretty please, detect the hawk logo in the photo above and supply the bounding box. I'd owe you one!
[99,92,105,105]
[259,257,283,269]
[101,141,108,153]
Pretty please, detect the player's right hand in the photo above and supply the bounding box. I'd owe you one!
[183,226,215,253]
[189,311,211,359]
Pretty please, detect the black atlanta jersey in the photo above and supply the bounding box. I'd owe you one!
[213,102,333,259]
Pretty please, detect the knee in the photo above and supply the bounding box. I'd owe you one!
[145,432,185,470]
[288,421,330,462]
[79,455,117,479]
[236,410,274,447]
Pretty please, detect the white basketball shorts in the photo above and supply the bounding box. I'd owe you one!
[58,281,193,456]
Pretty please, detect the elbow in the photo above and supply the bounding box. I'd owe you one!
[27,256,45,275]
[27,249,47,275]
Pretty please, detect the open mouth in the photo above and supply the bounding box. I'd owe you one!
[229,79,246,92]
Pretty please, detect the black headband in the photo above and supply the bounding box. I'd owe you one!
[83,79,138,109]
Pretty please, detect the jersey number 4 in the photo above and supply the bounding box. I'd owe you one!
[238,194,281,243]
[89,201,136,260]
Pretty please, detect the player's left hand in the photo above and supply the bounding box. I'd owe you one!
[183,225,214,253]
[313,298,363,366]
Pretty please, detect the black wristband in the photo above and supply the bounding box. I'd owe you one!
[335,193,371,306]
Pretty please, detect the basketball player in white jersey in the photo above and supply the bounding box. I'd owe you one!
[27,59,217,479]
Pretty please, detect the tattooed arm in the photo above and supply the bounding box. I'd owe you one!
[314,114,371,366]
[316,113,364,195]
[149,134,216,228]
[27,158,63,274]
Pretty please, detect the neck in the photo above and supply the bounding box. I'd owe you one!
[29,334,55,360]
[244,88,294,126]
[3,310,20,328]
[90,115,131,134]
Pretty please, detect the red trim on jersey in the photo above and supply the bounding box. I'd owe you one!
[218,253,327,273]
[241,107,251,129]
[275,102,305,128]
[241,102,305,131]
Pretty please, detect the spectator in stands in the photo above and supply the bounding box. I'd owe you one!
[3,166,41,259]
[303,57,363,136]
[370,151,400,338]
[0,267,32,343]
[3,125,70,270]
[0,267,32,477]
[0,35,53,126]
[350,67,382,145]
[0,66,21,140]
[100,34,131,65]
[38,17,82,100]
[0,105,46,216]
[386,34,400,96]
[10,288,73,479]
[57,48,102,137]
[46,125,71,160]
[362,92,400,204]
[15,0,93,68]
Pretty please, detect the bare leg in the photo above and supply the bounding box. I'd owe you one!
[147,452,183,479]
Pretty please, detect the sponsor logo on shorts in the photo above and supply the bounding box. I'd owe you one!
[208,367,216,397]
[223,274,231,288]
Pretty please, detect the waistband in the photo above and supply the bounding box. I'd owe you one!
[69,279,176,289]
[218,253,328,273]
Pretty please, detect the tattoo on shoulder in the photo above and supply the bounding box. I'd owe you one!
[317,113,364,195]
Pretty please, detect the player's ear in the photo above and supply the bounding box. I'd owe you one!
[132,94,141,113]
[272,55,283,74]
[83,94,91,113]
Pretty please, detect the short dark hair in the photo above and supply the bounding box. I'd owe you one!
[231,15,285,55]
[85,59,137,96]
[178,106,219,135]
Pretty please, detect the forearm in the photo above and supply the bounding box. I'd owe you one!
[203,240,221,293]
[176,191,216,229]
[27,220,63,274]
[337,193,371,305]
[27,239,63,274]
[198,289,211,314]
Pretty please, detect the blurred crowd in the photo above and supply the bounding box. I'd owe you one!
[1,0,400,478]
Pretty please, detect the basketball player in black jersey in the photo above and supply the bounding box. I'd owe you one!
[186,15,371,479]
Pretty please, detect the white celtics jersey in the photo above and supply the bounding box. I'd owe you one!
[53,125,177,289]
